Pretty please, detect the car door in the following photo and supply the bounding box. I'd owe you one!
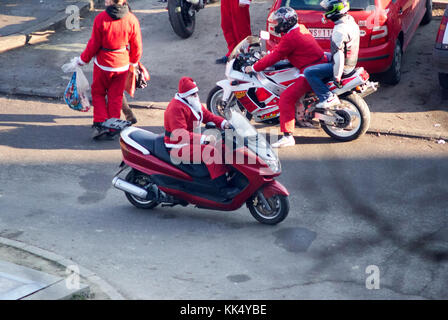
[394,0,414,47]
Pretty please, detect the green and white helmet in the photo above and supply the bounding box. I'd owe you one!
[320,0,350,21]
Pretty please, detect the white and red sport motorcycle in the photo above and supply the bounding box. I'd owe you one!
[207,35,378,141]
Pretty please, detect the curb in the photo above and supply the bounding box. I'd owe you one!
[366,128,448,141]
[0,1,91,54]
[0,237,125,300]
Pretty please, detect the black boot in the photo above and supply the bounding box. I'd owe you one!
[214,174,239,199]
[91,122,109,140]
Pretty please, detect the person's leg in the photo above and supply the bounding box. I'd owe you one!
[121,94,137,124]
[303,63,334,102]
[91,64,109,123]
[107,70,128,120]
[220,0,238,59]
[273,77,311,148]
[233,2,251,45]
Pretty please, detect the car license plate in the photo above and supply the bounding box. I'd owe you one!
[309,28,332,39]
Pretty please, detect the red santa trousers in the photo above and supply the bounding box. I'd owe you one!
[221,0,252,57]
[278,76,311,134]
[170,142,229,180]
[91,63,128,123]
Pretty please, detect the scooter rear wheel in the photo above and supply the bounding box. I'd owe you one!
[247,193,289,225]
[125,170,159,209]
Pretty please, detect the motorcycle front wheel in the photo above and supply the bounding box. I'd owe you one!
[207,85,251,120]
[321,93,370,142]
[124,170,159,209]
[247,193,289,225]
[168,0,196,39]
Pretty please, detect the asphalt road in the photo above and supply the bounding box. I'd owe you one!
[0,96,447,299]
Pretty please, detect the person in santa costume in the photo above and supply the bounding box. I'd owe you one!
[164,77,239,198]
[76,0,143,139]
[216,0,252,64]
[244,7,326,148]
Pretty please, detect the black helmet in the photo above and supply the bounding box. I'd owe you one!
[320,0,350,21]
[268,6,298,34]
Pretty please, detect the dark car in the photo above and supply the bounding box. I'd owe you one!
[434,5,448,89]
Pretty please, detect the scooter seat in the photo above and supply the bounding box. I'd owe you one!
[128,130,210,179]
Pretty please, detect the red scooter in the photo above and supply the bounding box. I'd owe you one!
[106,109,290,225]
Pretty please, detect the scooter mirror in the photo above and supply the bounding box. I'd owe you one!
[260,30,270,41]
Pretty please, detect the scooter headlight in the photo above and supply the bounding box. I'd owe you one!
[265,159,281,174]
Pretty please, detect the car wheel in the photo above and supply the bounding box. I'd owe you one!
[383,39,402,85]
[439,73,448,89]
[421,0,432,25]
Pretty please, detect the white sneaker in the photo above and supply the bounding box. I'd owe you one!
[272,135,295,148]
[316,95,341,109]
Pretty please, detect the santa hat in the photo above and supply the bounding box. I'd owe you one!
[178,77,198,98]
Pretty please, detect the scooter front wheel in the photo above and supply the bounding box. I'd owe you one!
[125,170,159,209]
[247,193,289,225]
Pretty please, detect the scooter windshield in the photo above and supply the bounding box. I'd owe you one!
[228,36,262,60]
[226,109,279,167]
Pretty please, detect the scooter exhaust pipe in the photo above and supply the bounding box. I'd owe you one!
[112,177,148,199]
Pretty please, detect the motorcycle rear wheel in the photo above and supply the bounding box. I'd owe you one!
[125,170,159,209]
[168,0,196,39]
[321,93,370,142]
[247,193,289,225]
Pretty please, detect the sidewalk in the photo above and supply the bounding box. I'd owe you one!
[0,237,124,300]
[0,0,92,53]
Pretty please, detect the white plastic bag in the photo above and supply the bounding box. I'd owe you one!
[62,57,91,112]
[61,57,79,73]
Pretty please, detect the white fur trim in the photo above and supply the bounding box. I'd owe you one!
[239,0,251,5]
[78,56,87,65]
[178,87,198,98]
[174,94,203,123]
[94,57,130,72]
[221,120,228,129]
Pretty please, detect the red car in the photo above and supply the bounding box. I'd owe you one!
[434,5,448,89]
[266,0,433,84]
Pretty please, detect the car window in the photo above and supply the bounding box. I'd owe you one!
[281,0,375,11]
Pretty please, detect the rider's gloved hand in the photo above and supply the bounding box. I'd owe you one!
[334,77,342,89]
[244,65,255,74]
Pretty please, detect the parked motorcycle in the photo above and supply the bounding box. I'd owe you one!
[106,109,290,225]
[168,0,206,38]
[207,35,379,141]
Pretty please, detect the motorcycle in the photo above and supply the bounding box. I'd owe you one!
[106,108,290,225]
[207,34,379,141]
[167,0,207,38]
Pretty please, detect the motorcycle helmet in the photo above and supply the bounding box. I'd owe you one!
[320,0,350,21]
[268,6,298,34]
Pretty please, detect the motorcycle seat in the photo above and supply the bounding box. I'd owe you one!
[342,68,357,79]
[128,130,210,179]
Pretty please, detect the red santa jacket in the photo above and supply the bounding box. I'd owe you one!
[80,6,142,71]
[164,94,227,148]
[253,24,325,73]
